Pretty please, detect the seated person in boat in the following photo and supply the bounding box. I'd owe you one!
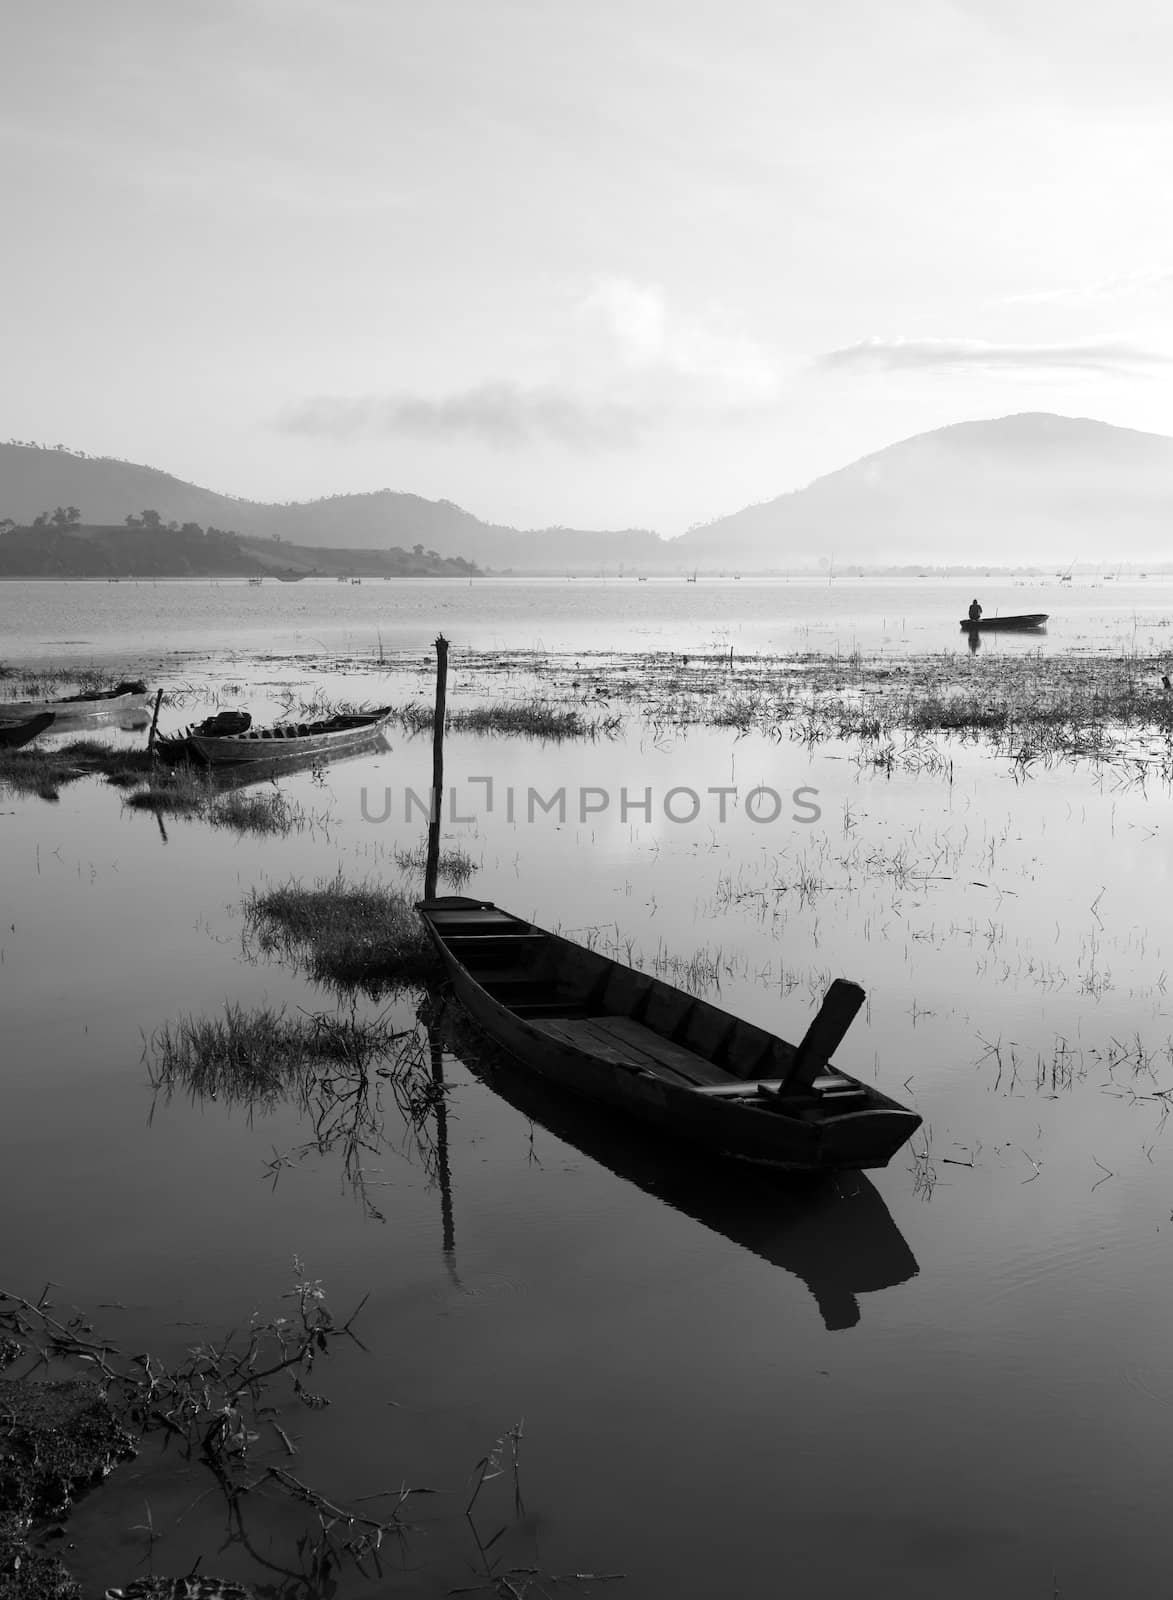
[967,599,983,623]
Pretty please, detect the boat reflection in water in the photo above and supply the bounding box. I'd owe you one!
[428,998,919,1331]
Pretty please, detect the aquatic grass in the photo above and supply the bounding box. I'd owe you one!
[0,740,155,799]
[391,839,479,889]
[124,767,215,815]
[243,872,439,992]
[147,1003,313,1102]
[0,1266,415,1575]
[0,664,109,701]
[123,769,307,836]
[387,698,619,740]
[211,787,298,836]
[145,1001,414,1105]
[453,700,605,739]
[371,644,1173,769]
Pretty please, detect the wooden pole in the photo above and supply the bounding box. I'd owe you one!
[428,1024,456,1260]
[146,687,164,752]
[423,635,448,902]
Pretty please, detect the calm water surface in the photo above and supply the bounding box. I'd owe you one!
[2,582,1172,1598]
[1,572,1172,662]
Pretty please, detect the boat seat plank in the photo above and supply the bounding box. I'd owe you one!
[526,1017,698,1087]
[510,1002,593,1019]
[590,1016,736,1087]
[693,1072,867,1100]
[528,1015,733,1088]
[461,967,543,988]
[427,910,528,929]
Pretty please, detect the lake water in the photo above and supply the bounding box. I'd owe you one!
[2,572,1172,662]
[3,578,1173,1599]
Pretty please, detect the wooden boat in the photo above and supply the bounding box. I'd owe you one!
[960,613,1048,632]
[161,707,393,766]
[418,896,922,1173]
[430,996,919,1327]
[0,711,55,749]
[0,681,149,720]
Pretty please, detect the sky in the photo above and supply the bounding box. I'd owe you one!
[4,0,1173,533]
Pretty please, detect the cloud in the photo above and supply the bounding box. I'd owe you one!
[814,336,1170,377]
[277,383,649,450]
[278,280,786,451]
[576,278,780,406]
[997,269,1173,307]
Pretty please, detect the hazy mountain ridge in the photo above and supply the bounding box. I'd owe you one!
[3,413,1172,572]
[677,414,1173,565]
[0,444,666,572]
[0,519,480,580]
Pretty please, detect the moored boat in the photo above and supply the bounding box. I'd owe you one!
[0,711,56,749]
[159,706,393,766]
[430,996,920,1326]
[0,681,149,720]
[960,613,1048,632]
[418,896,922,1174]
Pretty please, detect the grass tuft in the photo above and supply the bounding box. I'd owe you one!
[244,873,439,993]
[146,1002,414,1105]
[391,840,478,889]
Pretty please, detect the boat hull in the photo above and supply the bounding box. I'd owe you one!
[960,614,1048,631]
[0,688,149,720]
[180,708,393,765]
[419,897,921,1174]
[430,998,919,1327]
[0,712,55,749]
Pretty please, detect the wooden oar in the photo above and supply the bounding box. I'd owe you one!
[782,979,866,1093]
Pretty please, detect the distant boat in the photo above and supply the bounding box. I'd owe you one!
[247,576,263,586]
[0,681,149,720]
[960,613,1048,632]
[275,571,309,583]
[157,707,393,767]
[418,896,921,1174]
[0,711,55,749]
[351,578,363,585]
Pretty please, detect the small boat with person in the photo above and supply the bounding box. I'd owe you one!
[157,706,393,766]
[418,896,922,1174]
[960,613,1048,632]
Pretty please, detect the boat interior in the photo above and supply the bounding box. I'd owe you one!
[424,902,873,1111]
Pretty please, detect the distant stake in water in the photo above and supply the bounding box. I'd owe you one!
[146,687,164,752]
[424,634,449,902]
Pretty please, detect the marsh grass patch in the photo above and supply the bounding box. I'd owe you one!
[391,839,478,889]
[145,1001,414,1105]
[211,787,298,835]
[0,740,156,799]
[244,873,439,993]
[388,698,617,740]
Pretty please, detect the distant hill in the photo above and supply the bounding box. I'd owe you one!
[0,444,667,572]
[0,519,480,580]
[4,414,1173,572]
[676,414,1173,567]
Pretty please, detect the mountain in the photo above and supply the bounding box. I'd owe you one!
[4,414,1172,573]
[676,414,1173,567]
[0,521,481,580]
[0,443,666,572]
